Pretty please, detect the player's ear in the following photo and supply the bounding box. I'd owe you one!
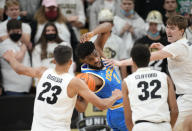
[79,58,85,63]
[52,59,56,64]
[69,59,72,65]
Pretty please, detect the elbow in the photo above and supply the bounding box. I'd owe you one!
[76,107,86,113]
[15,68,24,75]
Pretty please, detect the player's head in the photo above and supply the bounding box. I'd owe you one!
[166,15,188,42]
[53,45,72,66]
[76,42,103,69]
[131,45,151,68]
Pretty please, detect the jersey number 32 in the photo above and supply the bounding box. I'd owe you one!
[137,80,161,101]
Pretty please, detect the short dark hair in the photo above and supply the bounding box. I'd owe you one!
[76,41,95,60]
[166,15,188,30]
[54,45,72,65]
[131,45,151,68]
[7,19,22,32]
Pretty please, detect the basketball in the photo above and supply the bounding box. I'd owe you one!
[76,73,96,91]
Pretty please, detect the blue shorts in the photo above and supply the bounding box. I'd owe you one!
[107,107,128,131]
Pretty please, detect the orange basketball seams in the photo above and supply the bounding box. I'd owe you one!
[76,73,96,91]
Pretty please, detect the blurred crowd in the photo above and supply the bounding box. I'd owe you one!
[0,0,192,96]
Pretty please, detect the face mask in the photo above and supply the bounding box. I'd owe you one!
[147,31,160,38]
[120,9,134,17]
[9,33,22,42]
[8,16,21,21]
[45,10,58,21]
[45,34,56,41]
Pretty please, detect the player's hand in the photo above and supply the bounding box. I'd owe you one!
[103,58,122,67]
[80,32,94,43]
[3,50,16,62]
[112,89,122,100]
[150,42,164,50]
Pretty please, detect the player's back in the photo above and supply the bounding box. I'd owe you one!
[124,67,170,124]
[31,68,77,131]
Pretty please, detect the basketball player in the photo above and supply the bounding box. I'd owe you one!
[105,15,192,131]
[2,45,122,131]
[76,22,128,130]
[122,45,178,131]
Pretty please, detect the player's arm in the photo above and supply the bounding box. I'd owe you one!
[3,50,47,79]
[122,80,133,130]
[80,22,112,57]
[75,95,88,113]
[167,76,178,128]
[68,77,122,110]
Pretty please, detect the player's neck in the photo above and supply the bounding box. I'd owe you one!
[55,65,69,75]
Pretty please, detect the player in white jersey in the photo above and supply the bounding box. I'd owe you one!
[122,45,178,131]
[105,15,192,131]
[2,45,122,131]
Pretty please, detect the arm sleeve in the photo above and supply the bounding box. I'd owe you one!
[163,43,188,59]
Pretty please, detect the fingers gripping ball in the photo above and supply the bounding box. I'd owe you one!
[76,73,96,91]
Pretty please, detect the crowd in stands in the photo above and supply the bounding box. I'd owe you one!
[0,0,192,97]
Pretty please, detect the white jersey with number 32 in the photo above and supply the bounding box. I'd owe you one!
[31,68,77,131]
[124,68,170,124]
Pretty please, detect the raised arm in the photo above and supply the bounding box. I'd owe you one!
[122,80,133,130]
[80,22,112,57]
[167,76,178,128]
[68,77,122,110]
[3,50,47,79]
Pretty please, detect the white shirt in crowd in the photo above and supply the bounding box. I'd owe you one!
[34,22,70,43]
[0,19,31,37]
[0,38,32,92]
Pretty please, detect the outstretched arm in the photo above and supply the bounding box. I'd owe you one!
[80,22,112,57]
[68,78,122,110]
[104,42,173,67]
[167,76,178,128]
[3,50,47,79]
[122,80,133,130]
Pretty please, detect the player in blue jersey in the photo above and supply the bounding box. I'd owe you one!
[76,22,128,131]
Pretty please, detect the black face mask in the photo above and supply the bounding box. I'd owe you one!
[45,34,56,41]
[9,33,22,42]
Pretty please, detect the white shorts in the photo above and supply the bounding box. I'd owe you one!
[174,94,192,131]
[133,122,172,131]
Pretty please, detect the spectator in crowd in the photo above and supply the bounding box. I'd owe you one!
[89,0,121,30]
[185,7,192,42]
[56,0,86,39]
[134,0,165,20]
[18,0,41,22]
[0,0,5,21]
[177,0,192,16]
[0,0,32,49]
[163,0,179,25]
[32,22,75,85]
[113,0,146,76]
[33,0,78,70]
[34,0,70,43]
[134,10,169,73]
[0,19,32,96]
